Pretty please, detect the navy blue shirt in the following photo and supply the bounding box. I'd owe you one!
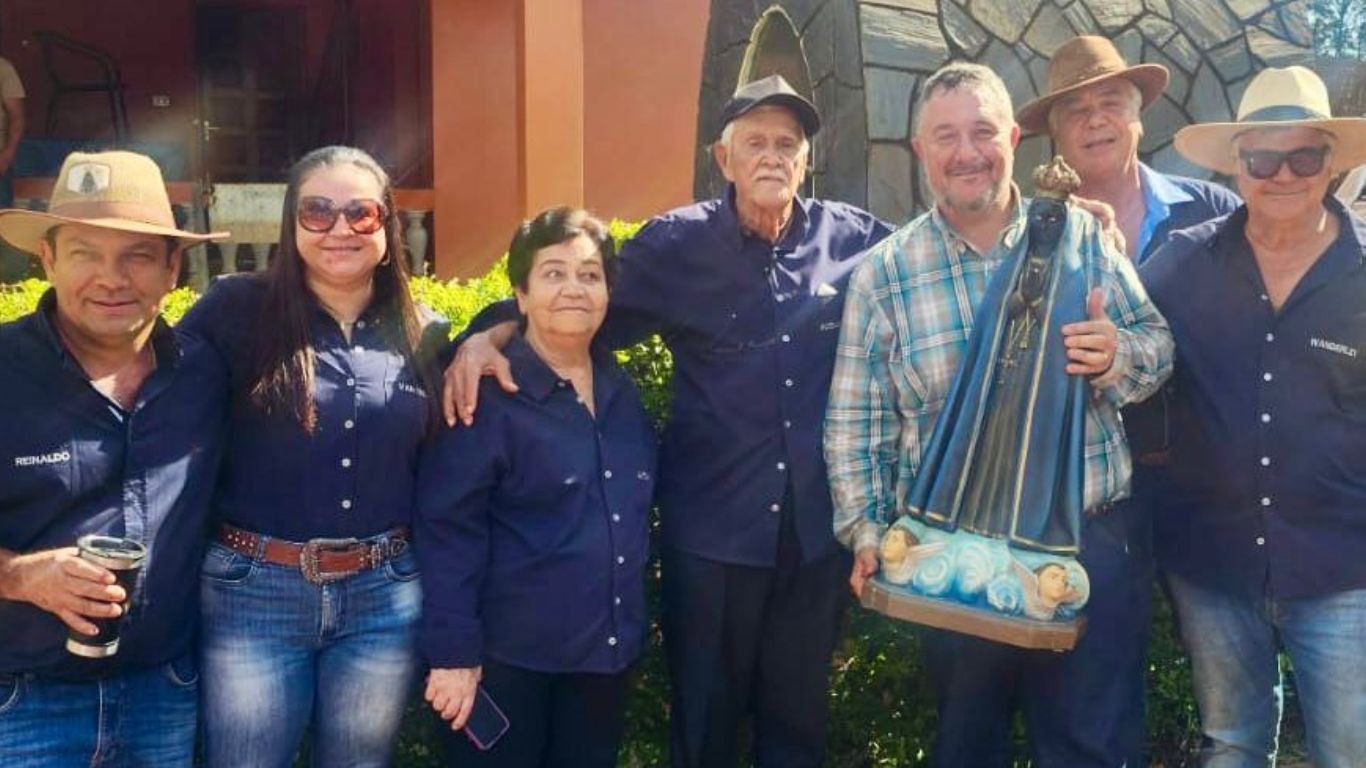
[179,274,440,540]
[469,189,891,566]
[0,292,225,677]
[1142,197,1366,599]
[1123,167,1242,459]
[416,336,656,673]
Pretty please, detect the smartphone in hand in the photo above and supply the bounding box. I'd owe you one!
[464,685,510,751]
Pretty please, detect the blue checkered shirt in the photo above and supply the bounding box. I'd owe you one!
[825,197,1174,553]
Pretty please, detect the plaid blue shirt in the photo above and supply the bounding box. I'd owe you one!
[825,196,1174,553]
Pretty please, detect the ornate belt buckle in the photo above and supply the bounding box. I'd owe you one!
[300,538,361,585]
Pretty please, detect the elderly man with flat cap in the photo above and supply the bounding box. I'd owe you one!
[1143,66,1366,768]
[445,75,892,766]
[1016,35,1243,764]
[0,151,228,766]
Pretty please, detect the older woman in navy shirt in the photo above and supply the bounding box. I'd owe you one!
[417,207,656,767]
[180,146,442,767]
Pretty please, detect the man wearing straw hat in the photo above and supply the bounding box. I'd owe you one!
[1144,66,1366,767]
[1015,35,1242,766]
[0,150,228,766]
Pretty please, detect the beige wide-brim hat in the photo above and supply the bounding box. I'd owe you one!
[1175,66,1366,175]
[0,150,227,255]
[1016,35,1170,134]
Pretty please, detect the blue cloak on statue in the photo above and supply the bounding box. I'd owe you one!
[905,199,1098,555]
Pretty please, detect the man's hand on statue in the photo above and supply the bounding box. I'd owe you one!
[1061,288,1117,376]
[425,666,482,730]
[442,329,519,427]
[0,548,125,636]
[1069,195,1127,256]
[849,546,880,597]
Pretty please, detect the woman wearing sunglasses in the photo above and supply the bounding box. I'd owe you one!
[179,145,442,767]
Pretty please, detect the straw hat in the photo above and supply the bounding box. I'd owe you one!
[1016,36,1169,134]
[0,150,226,255]
[1174,66,1366,175]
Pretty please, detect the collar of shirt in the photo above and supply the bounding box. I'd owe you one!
[715,183,814,260]
[1210,195,1366,304]
[1136,163,1194,262]
[504,333,625,409]
[926,183,1028,257]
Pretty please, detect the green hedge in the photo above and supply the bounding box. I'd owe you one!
[1,221,1220,767]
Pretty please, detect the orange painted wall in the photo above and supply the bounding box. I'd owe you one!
[582,0,708,223]
[429,1,524,278]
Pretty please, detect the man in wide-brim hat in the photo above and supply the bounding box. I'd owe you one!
[1016,36,1243,767]
[1142,66,1366,767]
[0,150,228,766]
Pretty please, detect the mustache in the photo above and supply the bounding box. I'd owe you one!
[946,161,992,176]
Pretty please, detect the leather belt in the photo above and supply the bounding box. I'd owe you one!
[216,523,410,585]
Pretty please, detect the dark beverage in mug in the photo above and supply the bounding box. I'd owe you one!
[65,535,146,658]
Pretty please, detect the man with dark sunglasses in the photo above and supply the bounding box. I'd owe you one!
[1142,66,1366,767]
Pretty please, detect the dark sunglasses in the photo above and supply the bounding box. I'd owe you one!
[1237,146,1329,180]
[297,196,387,234]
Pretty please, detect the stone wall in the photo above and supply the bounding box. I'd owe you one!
[695,0,1313,223]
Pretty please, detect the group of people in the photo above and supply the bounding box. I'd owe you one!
[0,30,1361,768]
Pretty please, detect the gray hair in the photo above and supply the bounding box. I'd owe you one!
[717,109,811,160]
[913,62,1016,136]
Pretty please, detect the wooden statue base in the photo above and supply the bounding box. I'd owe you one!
[861,580,1086,651]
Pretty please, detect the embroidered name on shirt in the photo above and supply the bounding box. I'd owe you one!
[1310,337,1359,358]
[14,450,71,467]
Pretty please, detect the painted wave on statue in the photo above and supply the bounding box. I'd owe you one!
[877,517,1090,621]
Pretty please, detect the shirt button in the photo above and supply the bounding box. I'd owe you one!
[352,345,362,353]
[1265,332,1275,342]
[783,420,792,429]
[1260,293,1269,302]
[611,513,621,523]
[784,378,794,388]
[341,458,352,468]
[614,596,621,606]
[341,499,353,510]
[604,470,613,479]
[616,555,625,565]
[346,378,356,387]
[344,419,355,429]
[608,636,618,646]
[769,503,781,513]
[781,334,791,343]
[356,320,366,329]
[776,462,786,471]
[1256,536,1266,546]
[1261,497,1272,507]
[776,295,786,303]
[556,381,567,388]
[1262,372,1273,382]
[1261,456,1271,467]
[1260,413,1271,424]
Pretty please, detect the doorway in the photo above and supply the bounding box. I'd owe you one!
[194,4,304,184]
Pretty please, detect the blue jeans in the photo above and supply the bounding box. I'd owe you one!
[199,540,423,768]
[0,654,198,766]
[1167,573,1366,768]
